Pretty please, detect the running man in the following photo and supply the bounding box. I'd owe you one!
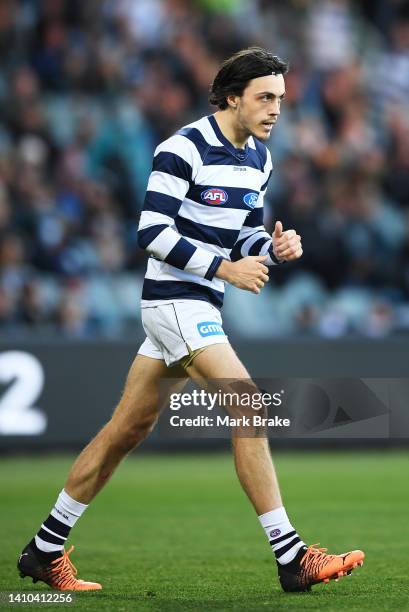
[17,47,364,593]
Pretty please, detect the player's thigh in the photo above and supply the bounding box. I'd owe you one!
[112,354,187,427]
[184,342,250,380]
[184,343,262,425]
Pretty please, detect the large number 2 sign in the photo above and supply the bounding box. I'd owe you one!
[0,351,47,435]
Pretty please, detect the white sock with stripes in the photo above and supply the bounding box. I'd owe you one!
[259,506,306,565]
[35,489,88,554]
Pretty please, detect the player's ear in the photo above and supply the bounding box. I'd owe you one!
[226,95,239,109]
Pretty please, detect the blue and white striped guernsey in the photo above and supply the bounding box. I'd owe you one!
[138,114,280,309]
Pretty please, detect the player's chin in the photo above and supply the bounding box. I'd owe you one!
[253,125,273,140]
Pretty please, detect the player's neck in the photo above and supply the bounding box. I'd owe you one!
[214,111,249,149]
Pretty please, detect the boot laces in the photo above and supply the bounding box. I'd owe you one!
[49,546,79,588]
[300,544,337,578]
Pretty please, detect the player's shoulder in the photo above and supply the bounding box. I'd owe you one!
[153,116,216,177]
[176,115,223,159]
[155,116,216,163]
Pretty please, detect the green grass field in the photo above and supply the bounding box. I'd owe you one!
[0,451,408,611]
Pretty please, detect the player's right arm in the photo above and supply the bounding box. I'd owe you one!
[137,135,223,282]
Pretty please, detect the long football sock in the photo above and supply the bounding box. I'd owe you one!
[259,506,306,565]
[34,489,88,556]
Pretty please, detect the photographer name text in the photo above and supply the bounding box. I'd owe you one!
[169,415,290,427]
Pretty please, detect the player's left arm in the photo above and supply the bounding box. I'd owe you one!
[231,151,302,264]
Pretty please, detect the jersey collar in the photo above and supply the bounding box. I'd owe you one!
[208,114,249,162]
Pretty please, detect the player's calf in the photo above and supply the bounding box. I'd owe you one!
[108,411,158,453]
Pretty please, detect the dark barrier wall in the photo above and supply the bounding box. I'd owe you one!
[0,339,408,449]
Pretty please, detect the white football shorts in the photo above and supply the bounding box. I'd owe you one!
[138,300,229,367]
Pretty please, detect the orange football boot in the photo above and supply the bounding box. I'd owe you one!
[18,540,102,591]
[278,543,365,592]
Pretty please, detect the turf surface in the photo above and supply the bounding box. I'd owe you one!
[0,451,408,611]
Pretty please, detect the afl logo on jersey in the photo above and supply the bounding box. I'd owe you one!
[201,188,228,205]
[243,192,258,209]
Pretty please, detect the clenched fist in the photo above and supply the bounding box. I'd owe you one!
[216,255,269,294]
[272,221,303,262]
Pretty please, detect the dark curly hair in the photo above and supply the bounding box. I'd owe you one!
[209,47,289,110]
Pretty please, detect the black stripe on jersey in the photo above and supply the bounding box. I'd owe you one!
[260,169,272,192]
[252,136,268,168]
[231,231,269,261]
[248,236,270,256]
[153,152,193,183]
[176,127,211,160]
[143,191,182,217]
[138,224,169,249]
[204,255,224,281]
[186,184,254,211]
[164,239,196,269]
[175,216,239,249]
[142,279,224,308]
[268,243,282,264]
[243,207,264,227]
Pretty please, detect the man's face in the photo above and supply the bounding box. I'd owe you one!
[232,74,286,141]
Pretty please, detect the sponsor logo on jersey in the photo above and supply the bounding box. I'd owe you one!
[201,188,228,205]
[197,321,225,337]
[269,529,281,538]
[243,192,258,209]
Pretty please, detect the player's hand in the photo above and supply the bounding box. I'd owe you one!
[216,256,269,294]
[272,221,303,262]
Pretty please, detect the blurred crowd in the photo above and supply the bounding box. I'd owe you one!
[1,0,409,339]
